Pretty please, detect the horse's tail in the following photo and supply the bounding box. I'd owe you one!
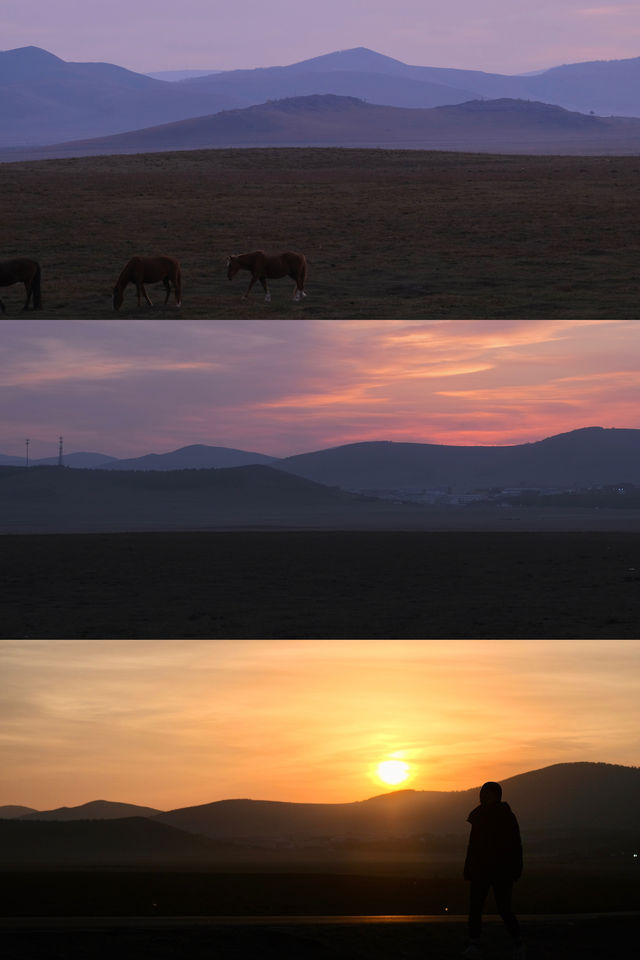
[175,264,182,305]
[298,255,307,290]
[32,263,42,309]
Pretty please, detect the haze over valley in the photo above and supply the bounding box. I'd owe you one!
[2,428,639,533]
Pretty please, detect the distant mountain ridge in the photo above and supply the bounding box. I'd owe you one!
[2,764,638,866]
[3,44,640,151]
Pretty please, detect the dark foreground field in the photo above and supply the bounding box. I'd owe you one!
[2,148,640,317]
[2,915,637,960]
[1,865,637,959]
[3,530,640,638]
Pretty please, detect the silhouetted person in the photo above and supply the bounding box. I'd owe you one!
[462,781,524,959]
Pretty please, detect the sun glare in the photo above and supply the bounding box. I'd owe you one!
[376,759,410,786]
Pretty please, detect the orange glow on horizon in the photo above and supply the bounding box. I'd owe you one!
[1,640,638,812]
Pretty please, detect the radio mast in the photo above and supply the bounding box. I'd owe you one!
[58,435,64,467]
[25,438,30,467]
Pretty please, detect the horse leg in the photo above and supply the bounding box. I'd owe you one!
[243,275,258,300]
[163,278,170,304]
[22,280,32,311]
[260,278,271,303]
[291,272,306,302]
[137,282,152,307]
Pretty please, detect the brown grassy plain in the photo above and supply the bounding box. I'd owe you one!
[3,530,640,638]
[2,148,640,317]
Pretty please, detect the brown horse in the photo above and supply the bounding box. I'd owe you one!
[226,250,307,302]
[0,258,42,312]
[113,255,182,310]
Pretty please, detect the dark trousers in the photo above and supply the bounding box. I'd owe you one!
[468,877,520,940]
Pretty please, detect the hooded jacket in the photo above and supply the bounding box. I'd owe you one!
[463,800,523,881]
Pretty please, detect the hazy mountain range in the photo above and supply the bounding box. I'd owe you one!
[2,45,640,155]
[2,428,638,533]
[2,427,638,487]
[1,764,637,865]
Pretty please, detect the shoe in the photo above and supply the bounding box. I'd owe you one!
[461,944,482,959]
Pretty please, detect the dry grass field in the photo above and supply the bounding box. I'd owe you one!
[3,530,640,638]
[2,148,640,318]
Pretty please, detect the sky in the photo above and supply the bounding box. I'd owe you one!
[0,640,640,810]
[2,1,640,75]
[1,639,638,810]
[1,319,638,461]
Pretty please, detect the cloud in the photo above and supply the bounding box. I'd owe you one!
[2,320,637,458]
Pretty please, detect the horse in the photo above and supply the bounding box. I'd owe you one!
[226,250,307,302]
[113,255,182,310]
[0,258,42,312]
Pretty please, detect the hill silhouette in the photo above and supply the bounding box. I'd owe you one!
[0,816,226,865]
[3,764,637,865]
[0,805,36,818]
[155,763,640,841]
[277,427,640,491]
[3,45,640,152]
[102,444,276,471]
[0,462,363,533]
[19,800,163,821]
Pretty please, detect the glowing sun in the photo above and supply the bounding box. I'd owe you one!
[376,759,410,786]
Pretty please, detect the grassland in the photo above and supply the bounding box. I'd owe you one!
[3,530,640,638]
[2,148,640,317]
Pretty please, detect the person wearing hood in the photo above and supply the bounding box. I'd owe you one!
[462,781,524,959]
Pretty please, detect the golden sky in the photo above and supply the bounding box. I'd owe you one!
[2,640,638,811]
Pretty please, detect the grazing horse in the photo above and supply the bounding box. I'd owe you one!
[226,250,307,302]
[0,258,42,312]
[113,255,182,310]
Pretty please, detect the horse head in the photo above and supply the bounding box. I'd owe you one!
[226,255,240,280]
[113,285,124,310]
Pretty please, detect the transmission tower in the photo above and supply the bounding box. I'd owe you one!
[25,438,30,467]
[58,435,64,467]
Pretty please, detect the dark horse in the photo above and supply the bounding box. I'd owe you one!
[226,250,307,302]
[0,258,42,312]
[113,255,182,310]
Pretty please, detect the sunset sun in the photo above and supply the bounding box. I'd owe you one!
[376,759,410,786]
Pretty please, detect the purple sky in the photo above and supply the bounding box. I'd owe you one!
[2,320,638,461]
[3,1,640,74]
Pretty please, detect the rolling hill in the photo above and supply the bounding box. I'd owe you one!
[0,462,364,533]
[18,800,163,821]
[0,816,226,864]
[101,444,276,471]
[276,427,640,491]
[7,95,640,160]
